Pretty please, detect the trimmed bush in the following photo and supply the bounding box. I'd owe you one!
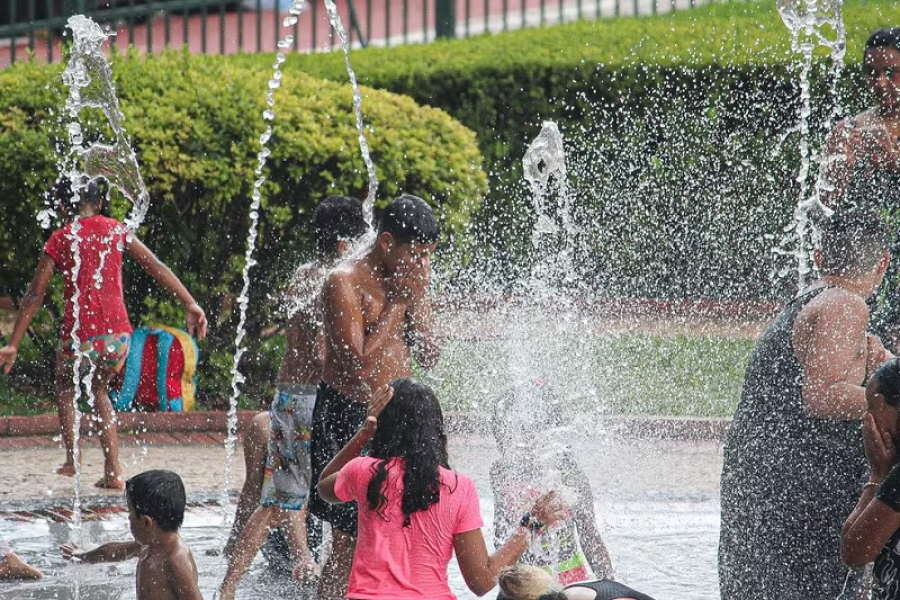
[228,0,900,299]
[0,50,487,403]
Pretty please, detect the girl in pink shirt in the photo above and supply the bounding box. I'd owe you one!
[317,378,566,599]
[0,177,207,489]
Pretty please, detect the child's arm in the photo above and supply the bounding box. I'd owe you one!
[0,255,55,374]
[125,237,208,340]
[60,541,141,563]
[166,554,204,600]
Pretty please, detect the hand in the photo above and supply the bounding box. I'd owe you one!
[360,385,394,437]
[185,303,208,341]
[387,259,430,301]
[529,490,569,528]
[60,543,86,562]
[0,345,18,375]
[864,412,896,482]
[850,125,900,171]
[291,553,319,583]
[867,333,891,378]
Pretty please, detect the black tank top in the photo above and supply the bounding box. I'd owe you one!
[563,579,656,600]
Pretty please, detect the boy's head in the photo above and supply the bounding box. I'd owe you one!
[125,470,186,538]
[311,195,368,258]
[376,194,440,274]
[867,358,900,442]
[818,209,889,279]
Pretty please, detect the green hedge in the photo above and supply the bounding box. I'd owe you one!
[0,51,487,403]
[226,0,900,299]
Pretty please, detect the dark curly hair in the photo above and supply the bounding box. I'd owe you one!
[366,378,451,527]
[872,358,900,407]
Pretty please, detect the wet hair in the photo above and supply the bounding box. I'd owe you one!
[366,378,450,527]
[819,209,888,276]
[311,195,368,256]
[497,565,559,600]
[51,176,109,218]
[865,28,900,54]
[377,194,440,245]
[125,469,187,532]
[872,358,900,408]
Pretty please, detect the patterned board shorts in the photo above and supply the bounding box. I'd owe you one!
[58,333,131,373]
[260,383,317,510]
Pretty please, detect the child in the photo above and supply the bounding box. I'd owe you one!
[218,195,367,595]
[0,539,42,580]
[491,379,615,586]
[0,177,207,488]
[60,469,202,600]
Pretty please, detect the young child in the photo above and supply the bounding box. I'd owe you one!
[60,469,202,600]
[0,177,207,488]
[0,538,42,580]
[491,378,615,586]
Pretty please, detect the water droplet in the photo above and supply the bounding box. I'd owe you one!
[283,16,298,27]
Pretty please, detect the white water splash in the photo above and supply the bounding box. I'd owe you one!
[323,0,379,227]
[775,0,845,285]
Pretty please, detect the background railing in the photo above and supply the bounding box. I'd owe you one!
[2,0,717,66]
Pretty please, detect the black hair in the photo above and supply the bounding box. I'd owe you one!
[819,209,888,276]
[125,469,187,532]
[377,194,440,245]
[51,176,109,218]
[311,195,368,256]
[865,28,900,55]
[366,378,450,527]
[537,594,568,600]
[873,358,900,408]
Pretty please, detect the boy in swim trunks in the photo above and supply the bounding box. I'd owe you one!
[309,194,442,600]
[0,177,207,489]
[218,195,367,597]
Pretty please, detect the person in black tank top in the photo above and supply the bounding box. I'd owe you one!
[719,210,893,600]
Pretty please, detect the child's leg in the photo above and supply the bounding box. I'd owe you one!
[219,505,279,600]
[53,354,79,475]
[0,552,43,580]
[221,412,271,558]
[90,367,124,489]
[282,505,317,582]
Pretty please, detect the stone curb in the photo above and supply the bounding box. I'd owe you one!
[0,410,731,448]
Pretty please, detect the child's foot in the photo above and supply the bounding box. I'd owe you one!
[94,475,125,490]
[0,553,43,580]
[56,462,78,476]
[291,554,319,584]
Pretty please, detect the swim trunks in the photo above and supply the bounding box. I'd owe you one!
[307,381,367,536]
[59,332,131,372]
[260,383,316,510]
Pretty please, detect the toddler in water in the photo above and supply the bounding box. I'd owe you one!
[491,379,614,586]
[0,177,207,488]
[61,469,202,600]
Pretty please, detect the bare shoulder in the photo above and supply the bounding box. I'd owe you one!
[798,287,869,330]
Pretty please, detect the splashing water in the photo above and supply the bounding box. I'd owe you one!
[775,0,845,285]
[221,0,307,515]
[323,0,379,227]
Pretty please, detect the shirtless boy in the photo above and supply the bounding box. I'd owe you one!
[218,195,367,596]
[307,194,442,600]
[61,470,202,600]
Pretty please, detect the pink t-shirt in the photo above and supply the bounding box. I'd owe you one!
[43,215,132,340]
[335,456,484,600]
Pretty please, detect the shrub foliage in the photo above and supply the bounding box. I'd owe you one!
[0,51,487,403]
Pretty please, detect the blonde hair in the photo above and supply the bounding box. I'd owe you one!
[497,565,559,600]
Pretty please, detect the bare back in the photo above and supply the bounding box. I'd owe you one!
[321,257,413,403]
[135,538,201,600]
[277,260,333,385]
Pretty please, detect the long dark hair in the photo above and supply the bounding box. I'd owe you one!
[366,378,450,527]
